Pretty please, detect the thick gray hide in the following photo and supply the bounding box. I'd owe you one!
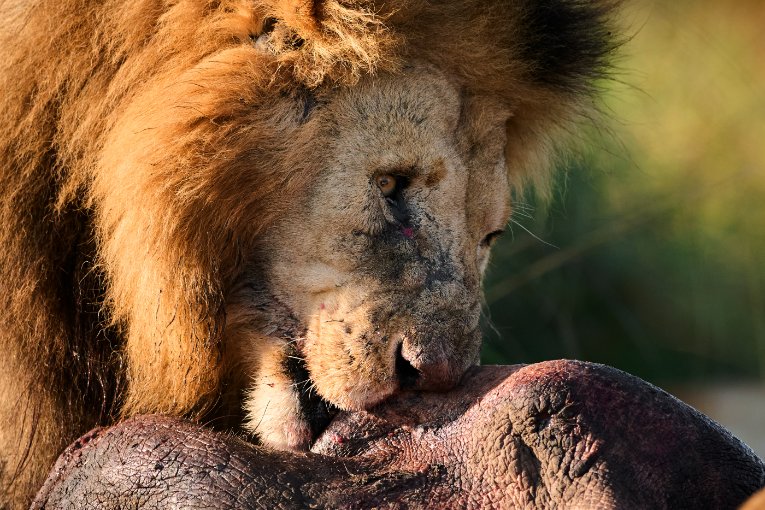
[33,361,765,509]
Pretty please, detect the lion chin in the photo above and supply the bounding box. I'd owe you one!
[0,0,617,505]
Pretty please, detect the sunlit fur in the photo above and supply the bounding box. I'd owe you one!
[0,0,617,505]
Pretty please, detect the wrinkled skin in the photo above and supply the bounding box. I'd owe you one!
[34,361,765,509]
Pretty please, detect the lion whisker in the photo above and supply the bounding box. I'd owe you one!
[509,218,559,249]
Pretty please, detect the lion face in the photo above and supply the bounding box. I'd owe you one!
[255,64,511,412]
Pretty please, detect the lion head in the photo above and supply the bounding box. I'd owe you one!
[251,65,511,408]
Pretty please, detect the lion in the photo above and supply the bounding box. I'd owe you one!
[0,0,617,506]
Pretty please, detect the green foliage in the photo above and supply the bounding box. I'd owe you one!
[481,0,765,384]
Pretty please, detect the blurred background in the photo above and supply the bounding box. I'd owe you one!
[481,0,765,458]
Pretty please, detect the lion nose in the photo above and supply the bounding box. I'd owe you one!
[395,339,460,392]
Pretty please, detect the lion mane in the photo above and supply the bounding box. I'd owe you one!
[0,0,617,505]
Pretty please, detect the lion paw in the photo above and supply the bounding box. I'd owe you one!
[243,343,335,451]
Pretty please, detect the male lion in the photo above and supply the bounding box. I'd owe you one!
[0,0,616,506]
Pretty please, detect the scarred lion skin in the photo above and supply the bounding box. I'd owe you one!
[0,0,617,506]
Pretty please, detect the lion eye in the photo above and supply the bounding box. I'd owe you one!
[481,229,505,248]
[376,174,398,197]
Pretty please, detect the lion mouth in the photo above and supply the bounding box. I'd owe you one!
[332,337,423,412]
[295,337,450,436]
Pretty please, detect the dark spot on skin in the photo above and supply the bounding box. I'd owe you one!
[424,265,452,289]
[412,246,457,291]
[344,324,353,335]
[424,162,446,187]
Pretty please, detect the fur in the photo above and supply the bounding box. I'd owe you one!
[0,0,617,506]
